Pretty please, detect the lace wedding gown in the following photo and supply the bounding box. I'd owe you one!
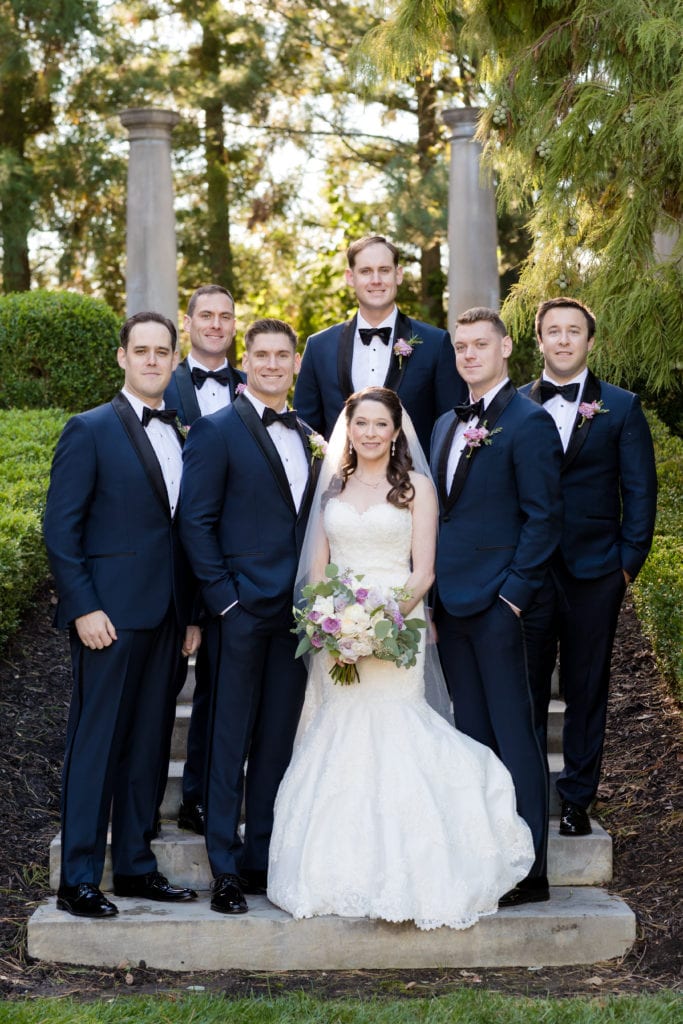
[267,498,535,930]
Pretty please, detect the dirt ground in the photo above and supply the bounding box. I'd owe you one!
[0,581,680,1001]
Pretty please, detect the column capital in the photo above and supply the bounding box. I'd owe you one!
[442,106,482,142]
[120,107,181,141]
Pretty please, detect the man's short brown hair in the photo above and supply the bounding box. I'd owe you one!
[535,297,596,340]
[346,236,400,269]
[243,318,297,351]
[455,307,508,338]
[186,285,235,317]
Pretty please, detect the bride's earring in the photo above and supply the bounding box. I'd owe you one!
[391,440,396,457]
[348,440,353,455]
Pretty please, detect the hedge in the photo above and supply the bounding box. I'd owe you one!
[0,409,69,648]
[632,411,683,700]
[0,290,122,411]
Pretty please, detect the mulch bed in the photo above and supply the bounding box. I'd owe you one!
[0,581,680,1001]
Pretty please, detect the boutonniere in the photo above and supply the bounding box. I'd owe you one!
[393,334,422,369]
[577,399,608,429]
[235,382,247,396]
[463,422,502,458]
[175,417,189,439]
[309,432,328,462]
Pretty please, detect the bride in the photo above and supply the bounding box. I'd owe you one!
[267,386,534,930]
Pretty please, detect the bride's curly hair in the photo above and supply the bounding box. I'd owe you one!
[340,387,415,508]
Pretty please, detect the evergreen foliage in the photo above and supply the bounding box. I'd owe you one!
[367,0,683,398]
[0,409,68,649]
[0,291,121,411]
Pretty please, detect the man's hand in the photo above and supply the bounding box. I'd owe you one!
[623,569,632,586]
[182,625,202,657]
[75,610,117,649]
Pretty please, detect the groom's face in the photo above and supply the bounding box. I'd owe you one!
[242,332,300,407]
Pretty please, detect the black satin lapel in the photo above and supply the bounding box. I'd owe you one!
[436,414,459,507]
[233,395,296,513]
[527,377,544,405]
[336,317,356,397]
[563,371,601,470]
[175,360,202,425]
[383,310,411,391]
[446,381,516,509]
[297,425,321,522]
[111,392,170,517]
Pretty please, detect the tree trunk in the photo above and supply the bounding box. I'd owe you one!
[201,24,233,293]
[415,73,445,327]
[0,81,32,292]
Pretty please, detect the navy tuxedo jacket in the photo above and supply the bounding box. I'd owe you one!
[178,394,319,619]
[164,358,246,427]
[431,382,564,617]
[293,310,466,454]
[43,392,194,631]
[519,372,657,580]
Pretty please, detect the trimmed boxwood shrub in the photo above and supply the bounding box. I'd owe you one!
[0,290,122,411]
[632,411,683,701]
[0,409,69,648]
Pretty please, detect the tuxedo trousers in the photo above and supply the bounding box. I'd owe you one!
[437,598,549,879]
[525,563,626,809]
[61,609,182,887]
[203,604,307,878]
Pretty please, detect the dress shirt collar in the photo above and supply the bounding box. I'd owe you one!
[121,388,167,421]
[187,354,229,374]
[241,387,288,418]
[542,366,589,392]
[356,307,398,335]
[470,376,510,412]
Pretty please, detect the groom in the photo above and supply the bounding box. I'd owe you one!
[432,307,563,906]
[179,318,319,914]
[294,235,466,454]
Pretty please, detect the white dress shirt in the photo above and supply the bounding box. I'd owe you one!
[122,388,183,516]
[446,377,510,492]
[187,354,232,417]
[351,308,398,391]
[242,389,309,512]
[540,367,588,451]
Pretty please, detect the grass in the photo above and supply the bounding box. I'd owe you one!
[0,992,680,1023]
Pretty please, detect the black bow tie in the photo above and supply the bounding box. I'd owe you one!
[359,327,392,346]
[539,380,581,403]
[454,399,484,423]
[191,366,231,390]
[262,407,298,430]
[141,407,178,428]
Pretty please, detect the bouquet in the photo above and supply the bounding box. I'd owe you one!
[293,563,426,685]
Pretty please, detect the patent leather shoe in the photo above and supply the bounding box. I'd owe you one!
[240,868,268,895]
[559,800,592,836]
[57,883,118,918]
[113,870,197,902]
[498,875,550,908]
[211,873,248,914]
[177,800,205,836]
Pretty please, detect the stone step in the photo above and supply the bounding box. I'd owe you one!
[27,886,635,970]
[547,698,565,754]
[170,703,191,759]
[48,818,612,892]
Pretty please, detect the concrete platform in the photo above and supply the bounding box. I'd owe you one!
[27,886,635,970]
[48,819,612,891]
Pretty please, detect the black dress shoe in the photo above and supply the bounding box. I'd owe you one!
[57,883,118,918]
[498,875,550,908]
[177,800,205,836]
[559,800,592,836]
[211,873,248,914]
[240,868,268,895]
[113,870,197,902]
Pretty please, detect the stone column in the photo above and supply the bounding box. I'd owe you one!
[442,107,500,328]
[120,107,180,323]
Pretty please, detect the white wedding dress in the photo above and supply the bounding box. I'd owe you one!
[267,498,535,930]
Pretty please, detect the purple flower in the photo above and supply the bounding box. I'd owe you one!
[392,611,405,629]
[355,587,369,605]
[321,616,341,634]
[334,595,349,612]
[235,382,247,396]
[308,610,322,623]
[394,339,412,358]
[310,634,324,648]
[577,399,608,428]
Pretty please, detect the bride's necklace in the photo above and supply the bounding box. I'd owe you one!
[353,472,385,489]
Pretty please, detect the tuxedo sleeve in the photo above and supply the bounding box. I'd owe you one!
[178,415,238,616]
[43,416,102,623]
[499,409,564,611]
[434,329,467,411]
[293,339,325,435]
[617,396,657,578]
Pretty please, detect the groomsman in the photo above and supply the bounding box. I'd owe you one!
[163,285,246,837]
[432,307,563,906]
[44,312,200,918]
[294,235,466,453]
[520,297,657,836]
[179,318,319,914]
